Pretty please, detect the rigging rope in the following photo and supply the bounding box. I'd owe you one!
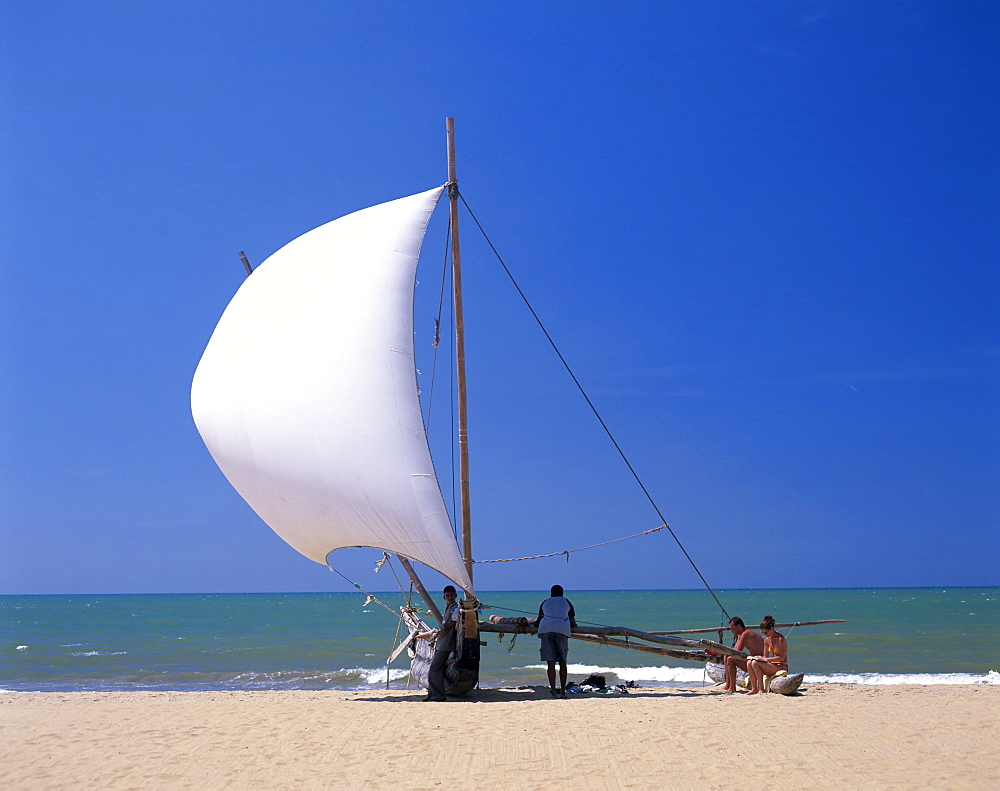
[325,563,403,618]
[423,214,460,542]
[374,552,409,601]
[424,213,452,428]
[457,191,729,621]
[386,596,404,690]
[474,524,667,563]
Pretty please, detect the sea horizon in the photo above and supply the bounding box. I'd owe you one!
[5,583,997,596]
[4,587,997,692]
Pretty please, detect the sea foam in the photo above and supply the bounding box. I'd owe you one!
[804,670,999,685]
[524,664,1000,686]
[522,663,711,684]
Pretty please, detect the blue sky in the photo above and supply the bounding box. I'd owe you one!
[2,1,997,596]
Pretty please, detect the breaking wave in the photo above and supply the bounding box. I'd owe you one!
[802,670,999,685]
[522,664,1000,686]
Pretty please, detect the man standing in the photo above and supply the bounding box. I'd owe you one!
[426,585,459,702]
[721,616,765,693]
[534,585,577,698]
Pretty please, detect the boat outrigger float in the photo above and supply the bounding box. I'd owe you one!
[192,119,841,697]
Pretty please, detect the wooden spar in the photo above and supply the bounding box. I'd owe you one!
[446,117,474,588]
[652,620,846,635]
[478,620,747,659]
[575,625,745,657]
[567,633,715,662]
[395,555,443,624]
[387,629,418,664]
[239,251,253,276]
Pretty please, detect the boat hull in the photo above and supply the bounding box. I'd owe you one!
[706,662,746,686]
[768,672,804,695]
[706,662,802,694]
[403,610,479,696]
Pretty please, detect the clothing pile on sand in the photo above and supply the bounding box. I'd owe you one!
[564,674,634,695]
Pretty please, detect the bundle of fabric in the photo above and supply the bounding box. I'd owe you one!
[567,674,631,695]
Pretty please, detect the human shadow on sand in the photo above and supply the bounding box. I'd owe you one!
[349,685,718,703]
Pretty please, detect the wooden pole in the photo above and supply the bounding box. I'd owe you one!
[446,117,474,588]
[566,633,714,662]
[478,620,747,659]
[395,555,443,624]
[651,620,845,636]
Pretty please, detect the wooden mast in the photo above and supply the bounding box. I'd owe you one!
[446,117,474,588]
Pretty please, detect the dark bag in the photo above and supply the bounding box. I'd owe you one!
[580,673,606,688]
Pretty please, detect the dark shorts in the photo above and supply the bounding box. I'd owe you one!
[539,632,569,662]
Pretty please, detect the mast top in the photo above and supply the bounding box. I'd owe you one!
[445,117,474,588]
[446,117,458,195]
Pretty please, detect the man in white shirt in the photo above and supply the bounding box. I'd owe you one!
[534,585,577,698]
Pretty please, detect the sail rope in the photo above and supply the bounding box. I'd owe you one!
[374,552,410,602]
[325,563,407,619]
[386,595,405,690]
[424,212,453,430]
[420,212,462,543]
[474,523,667,563]
[378,560,419,690]
[457,191,729,620]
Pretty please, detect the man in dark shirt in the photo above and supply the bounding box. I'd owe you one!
[426,585,459,701]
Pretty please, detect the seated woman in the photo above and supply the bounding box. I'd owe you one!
[746,615,788,695]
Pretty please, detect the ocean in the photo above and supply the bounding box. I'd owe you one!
[2,588,997,692]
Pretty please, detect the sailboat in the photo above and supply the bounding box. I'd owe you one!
[191,119,812,696]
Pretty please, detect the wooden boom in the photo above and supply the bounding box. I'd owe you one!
[479,618,747,661]
[567,633,717,663]
[651,619,846,644]
[652,619,845,635]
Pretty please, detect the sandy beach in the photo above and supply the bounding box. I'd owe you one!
[1,684,997,790]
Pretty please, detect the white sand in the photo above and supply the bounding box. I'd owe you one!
[2,684,997,789]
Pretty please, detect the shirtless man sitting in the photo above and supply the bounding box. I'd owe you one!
[721,616,765,693]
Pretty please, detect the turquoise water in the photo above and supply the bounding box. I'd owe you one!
[2,588,997,692]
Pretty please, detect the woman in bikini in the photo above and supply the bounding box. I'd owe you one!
[746,615,788,695]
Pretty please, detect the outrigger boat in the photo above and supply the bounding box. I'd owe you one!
[192,120,837,696]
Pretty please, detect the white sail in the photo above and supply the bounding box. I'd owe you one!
[191,186,473,593]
